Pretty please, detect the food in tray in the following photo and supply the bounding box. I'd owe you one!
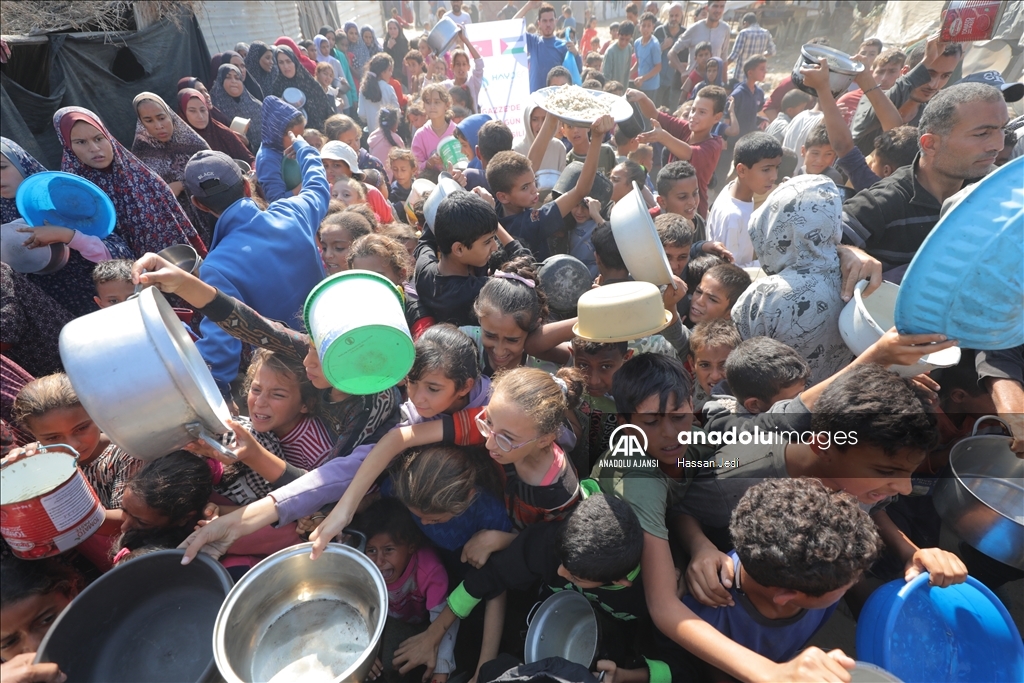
[542,85,612,120]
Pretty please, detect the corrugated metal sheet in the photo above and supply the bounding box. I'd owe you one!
[333,1,387,34]
[197,1,303,53]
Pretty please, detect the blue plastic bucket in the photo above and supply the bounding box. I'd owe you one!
[15,172,115,238]
[303,270,414,395]
[856,573,1024,682]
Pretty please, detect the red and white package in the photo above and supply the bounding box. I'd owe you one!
[940,1,1004,43]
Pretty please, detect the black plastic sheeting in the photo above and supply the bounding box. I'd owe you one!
[1,13,212,169]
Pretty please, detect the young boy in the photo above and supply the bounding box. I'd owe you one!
[545,65,573,87]
[254,97,306,203]
[634,12,662,101]
[572,338,632,408]
[600,22,620,55]
[798,122,841,183]
[413,191,530,326]
[585,51,603,71]
[688,263,751,325]
[603,80,627,97]
[687,318,741,413]
[563,119,617,174]
[591,221,630,284]
[681,478,881,669]
[730,55,767,138]
[705,132,782,267]
[92,259,136,308]
[763,89,812,142]
[462,120,514,193]
[388,147,418,224]
[679,41,714,101]
[486,111,614,260]
[602,20,634,90]
[655,161,705,239]
[836,48,905,125]
[614,127,640,163]
[628,144,656,193]
[720,336,810,415]
[655,212,694,280]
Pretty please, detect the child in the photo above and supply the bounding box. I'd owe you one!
[331,176,366,207]
[609,159,648,205]
[411,83,455,174]
[684,253,725,295]
[717,336,810,414]
[572,338,632,410]
[381,222,419,258]
[441,30,484,113]
[318,211,372,274]
[732,175,855,383]
[688,263,751,325]
[568,196,602,278]
[656,212,694,280]
[600,22,620,55]
[91,259,136,308]
[689,57,725,101]
[488,111,614,260]
[655,160,705,239]
[323,113,388,178]
[545,65,573,88]
[367,108,406,180]
[584,51,602,71]
[603,80,626,96]
[592,221,630,284]
[563,120,617,174]
[358,53,400,134]
[403,50,425,98]
[764,89,811,142]
[302,128,326,149]
[634,12,662,101]
[628,143,656,192]
[413,191,530,326]
[613,126,639,162]
[731,56,767,138]
[387,147,418,223]
[347,233,433,340]
[687,318,742,413]
[681,479,882,667]
[357,497,458,683]
[798,122,841,184]
[254,96,306,203]
[706,132,782,268]
[452,113,492,173]
[114,451,214,559]
[0,551,83,662]
[601,20,634,89]
[680,42,714,101]
[513,103,567,174]
[462,120,513,193]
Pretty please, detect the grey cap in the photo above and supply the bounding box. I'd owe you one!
[184,150,245,212]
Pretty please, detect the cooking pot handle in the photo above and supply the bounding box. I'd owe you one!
[341,527,367,553]
[525,600,543,627]
[0,442,80,468]
[970,415,1014,438]
[186,422,238,460]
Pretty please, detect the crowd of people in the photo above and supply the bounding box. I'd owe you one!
[2,1,1023,682]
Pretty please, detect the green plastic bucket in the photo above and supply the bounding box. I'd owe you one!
[303,270,415,395]
[437,135,468,170]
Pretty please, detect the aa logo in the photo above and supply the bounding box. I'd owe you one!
[609,424,648,457]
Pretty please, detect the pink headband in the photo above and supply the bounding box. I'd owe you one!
[492,271,535,288]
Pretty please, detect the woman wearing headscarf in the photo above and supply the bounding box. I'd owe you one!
[360,25,383,58]
[131,92,217,247]
[731,174,855,384]
[209,52,224,84]
[514,102,567,173]
[211,64,263,153]
[274,36,317,75]
[221,50,263,101]
[271,46,336,132]
[344,22,370,80]
[244,41,279,99]
[1,262,74,377]
[178,88,254,166]
[313,35,348,107]
[53,107,206,258]
[1,137,133,316]
[383,18,410,88]
[177,77,232,126]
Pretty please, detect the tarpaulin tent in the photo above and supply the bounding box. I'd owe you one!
[1,13,212,168]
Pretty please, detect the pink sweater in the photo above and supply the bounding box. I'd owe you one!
[411,120,456,172]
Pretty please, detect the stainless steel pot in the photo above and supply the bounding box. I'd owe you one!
[934,416,1024,570]
[426,15,460,56]
[58,286,234,461]
[157,244,203,276]
[524,590,600,668]
[214,539,387,683]
[791,44,864,99]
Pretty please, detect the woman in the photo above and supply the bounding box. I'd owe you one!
[221,50,263,101]
[344,21,370,79]
[177,77,231,126]
[274,36,317,75]
[178,88,254,166]
[514,102,567,173]
[1,138,131,317]
[313,35,348,108]
[271,46,336,132]
[361,25,383,59]
[208,51,223,84]
[53,106,206,258]
[211,64,263,153]
[131,92,217,247]
[383,18,410,88]
[1,262,74,378]
[243,41,278,98]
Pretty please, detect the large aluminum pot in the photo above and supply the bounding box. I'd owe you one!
[934,416,1024,570]
[58,286,233,461]
[791,44,865,99]
[426,15,460,56]
[214,540,387,683]
[524,590,600,667]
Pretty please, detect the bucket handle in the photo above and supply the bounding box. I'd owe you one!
[970,415,1014,438]
[186,422,238,460]
[0,442,80,469]
[341,527,367,553]
[525,600,543,627]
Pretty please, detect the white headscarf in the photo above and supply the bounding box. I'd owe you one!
[513,102,567,174]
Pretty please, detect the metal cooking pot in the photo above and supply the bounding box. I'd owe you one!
[214,538,387,683]
[791,44,865,99]
[35,549,232,683]
[157,244,203,276]
[426,15,461,56]
[933,416,1024,570]
[1,221,70,274]
[58,286,234,461]
[524,590,600,668]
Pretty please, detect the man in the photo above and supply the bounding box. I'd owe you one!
[842,83,1007,273]
[669,0,730,92]
[655,2,686,107]
[445,0,472,25]
[516,0,581,93]
[498,1,519,21]
[850,34,962,155]
[837,49,905,125]
[725,12,776,85]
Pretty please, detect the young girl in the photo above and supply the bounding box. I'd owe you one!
[357,53,400,134]
[318,211,373,275]
[114,451,213,560]
[405,98,427,134]
[690,57,724,100]
[440,30,485,113]
[403,50,425,98]
[367,108,406,180]
[0,551,83,667]
[387,147,418,223]
[358,498,458,683]
[411,84,456,174]
[331,176,367,208]
[346,233,434,342]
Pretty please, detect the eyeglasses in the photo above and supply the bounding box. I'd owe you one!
[475,411,539,453]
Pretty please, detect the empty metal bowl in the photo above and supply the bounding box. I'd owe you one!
[157,244,203,276]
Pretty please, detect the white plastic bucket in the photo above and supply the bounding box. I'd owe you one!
[303,270,415,395]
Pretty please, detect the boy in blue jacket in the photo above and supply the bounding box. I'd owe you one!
[184,138,329,398]
[255,96,307,203]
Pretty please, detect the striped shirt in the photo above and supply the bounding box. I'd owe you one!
[727,24,776,82]
[279,416,335,471]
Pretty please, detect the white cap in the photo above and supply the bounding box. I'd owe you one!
[319,140,365,180]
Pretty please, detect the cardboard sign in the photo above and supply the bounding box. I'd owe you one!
[941,1,1003,43]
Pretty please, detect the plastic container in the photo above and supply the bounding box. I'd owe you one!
[15,171,115,238]
[437,135,468,171]
[856,573,1024,683]
[304,270,415,395]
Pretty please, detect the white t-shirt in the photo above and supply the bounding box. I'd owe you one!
[707,180,758,268]
[446,10,473,25]
[782,109,824,164]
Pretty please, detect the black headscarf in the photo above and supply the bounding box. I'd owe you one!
[244,41,279,97]
[270,45,336,131]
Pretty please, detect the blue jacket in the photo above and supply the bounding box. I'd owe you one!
[255,96,301,203]
[526,32,582,93]
[198,137,329,392]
